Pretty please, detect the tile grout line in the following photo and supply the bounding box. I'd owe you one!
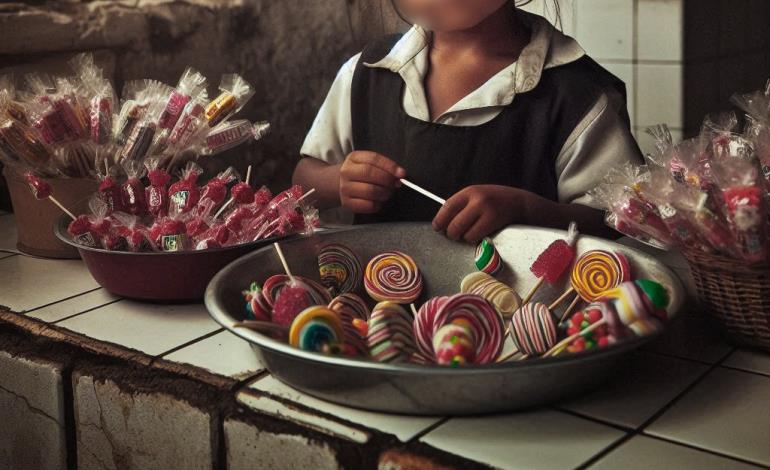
[549,406,633,433]
[640,433,770,469]
[22,287,104,315]
[407,417,451,443]
[575,346,735,469]
[717,364,770,380]
[51,298,124,325]
[152,328,226,359]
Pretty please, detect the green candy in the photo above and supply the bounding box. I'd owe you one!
[635,279,669,309]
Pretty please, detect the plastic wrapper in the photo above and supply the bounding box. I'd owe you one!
[0,113,53,169]
[149,216,190,252]
[96,161,124,214]
[69,54,116,145]
[158,68,207,130]
[167,92,208,150]
[114,80,170,148]
[144,157,171,218]
[168,161,202,214]
[731,80,770,125]
[53,142,94,178]
[121,159,147,215]
[112,213,155,252]
[0,75,29,124]
[196,167,239,215]
[203,120,270,155]
[23,172,52,199]
[67,197,113,248]
[204,74,255,127]
[712,157,767,263]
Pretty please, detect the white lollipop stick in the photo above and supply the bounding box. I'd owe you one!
[213,165,252,219]
[273,242,294,283]
[400,179,446,205]
[49,196,76,220]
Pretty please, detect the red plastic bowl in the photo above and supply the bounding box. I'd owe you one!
[54,216,295,302]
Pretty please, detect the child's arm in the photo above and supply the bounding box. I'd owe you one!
[432,185,612,243]
[293,151,405,213]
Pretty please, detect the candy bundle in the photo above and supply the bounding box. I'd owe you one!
[0,53,268,180]
[591,80,770,265]
[27,160,319,252]
[236,234,671,366]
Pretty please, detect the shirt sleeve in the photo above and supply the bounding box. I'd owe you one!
[299,52,360,164]
[554,89,644,207]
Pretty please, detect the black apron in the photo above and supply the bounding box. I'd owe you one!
[351,34,628,223]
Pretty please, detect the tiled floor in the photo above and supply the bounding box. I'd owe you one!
[0,213,18,253]
[2,216,770,468]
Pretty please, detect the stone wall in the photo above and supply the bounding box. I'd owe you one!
[0,0,403,207]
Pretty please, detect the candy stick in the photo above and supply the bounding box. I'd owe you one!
[542,319,606,358]
[400,179,446,205]
[410,303,419,317]
[297,188,316,203]
[273,242,294,283]
[548,287,574,311]
[213,165,251,219]
[549,250,631,312]
[522,222,578,305]
[23,172,76,220]
[558,295,582,323]
[49,197,77,220]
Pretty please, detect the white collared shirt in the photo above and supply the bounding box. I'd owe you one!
[300,11,642,215]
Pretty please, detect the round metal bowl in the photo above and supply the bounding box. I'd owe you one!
[205,223,685,415]
[54,215,296,302]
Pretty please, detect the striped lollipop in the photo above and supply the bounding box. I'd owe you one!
[262,274,331,308]
[415,294,505,364]
[509,302,558,356]
[474,238,502,275]
[328,293,370,356]
[414,296,450,358]
[460,272,522,317]
[318,243,363,295]
[365,251,423,303]
[364,301,417,363]
[242,281,271,321]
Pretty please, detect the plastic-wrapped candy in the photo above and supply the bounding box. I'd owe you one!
[712,156,767,263]
[119,85,167,162]
[0,75,29,124]
[144,157,171,218]
[203,120,270,155]
[112,213,155,252]
[69,53,116,146]
[67,197,112,248]
[96,161,124,214]
[149,215,190,252]
[114,80,170,147]
[167,92,208,150]
[196,167,239,215]
[52,142,94,178]
[158,67,207,130]
[168,161,203,214]
[121,159,147,216]
[204,74,255,127]
[0,113,53,169]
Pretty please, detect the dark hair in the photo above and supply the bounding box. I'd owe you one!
[390,0,563,30]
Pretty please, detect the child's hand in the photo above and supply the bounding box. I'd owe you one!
[339,151,406,214]
[433,185,537,243]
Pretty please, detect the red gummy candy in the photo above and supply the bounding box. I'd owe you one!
[587,308,603,324]
[161,219,186,236]
[201,179,228,207]
[98,177,123,213]
[231,182,255,205]
[571,312,584,326]
[530,239,576,284]
[272,286,312,327]
[67,215,92,236]
[254,187,272,205]
[186,218,209,237]
[24,173,52,200]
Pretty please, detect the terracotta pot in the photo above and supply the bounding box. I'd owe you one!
[4,166,97,258]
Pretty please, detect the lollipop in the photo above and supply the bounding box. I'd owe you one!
[168,161,203,214]
[564,305,613,354]
[261,275,331,309]
[213,165,252,219]
[523,222,578,304]
[460,272,522,317]
[328,293,370,356]
[365,251,423,303]
[509,302,557,356]
[474,238,502,275]
[145,157,171,218]
[23,172,76,220]
[242,282,271,322]
[549,249,631,320]
[432,323,476,366]
[288,306,344,354]
[364,301,417,363]
[417,294,504,364]
[413,296,449,358]
[544,279,669,357]
[272,284,316,327]
[318,243,363,295]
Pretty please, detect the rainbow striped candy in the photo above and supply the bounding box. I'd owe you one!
[289,306,344,354]
[510,302,557,356]
[318,243,363,295]
[328,293,370,356]
[474,238,502,275]
[367,301,417,363]
[365,251,423,303]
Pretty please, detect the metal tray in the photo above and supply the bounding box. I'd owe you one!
[205,223,685,415]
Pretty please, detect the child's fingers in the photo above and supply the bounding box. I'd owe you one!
[432,191,468,232]
[351,151,406,179]
[342,197,382,214]
[342,181,393,202]
[445,206,482,241]
[463,213,496,244]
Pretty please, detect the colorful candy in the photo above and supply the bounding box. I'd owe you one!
[460,272,521,317]
[564,305,612,353]
[432,323,476,366]
[365,251,423,303]
[288,306,344,354]
[570,250,631,302]
[328,293,370,356]
[474,238,502,275]
[261,274,331,310]
[272,284,316,327]
[510,302,557,356]
[531,222,578,285]
[318,243,363,295]
[365,301,417,363]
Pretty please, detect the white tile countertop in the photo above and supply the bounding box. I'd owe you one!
[1,214,769,469]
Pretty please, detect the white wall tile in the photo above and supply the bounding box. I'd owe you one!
[637,64,683,128]
[638,0,684,61]
[575,0,634,60]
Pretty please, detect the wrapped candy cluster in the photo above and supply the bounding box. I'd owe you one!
[591,80,770,265]
[66,161,318,252]
[0,53,268,180]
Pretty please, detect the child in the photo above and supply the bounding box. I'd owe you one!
[293,0,642,242]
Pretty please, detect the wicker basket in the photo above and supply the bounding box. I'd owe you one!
[684,249,770,351]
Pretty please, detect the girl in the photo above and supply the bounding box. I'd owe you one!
[293,0,642,242]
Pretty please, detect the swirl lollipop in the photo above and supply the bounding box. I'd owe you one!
[365,251,423,303]
[474,238,502,275]
[549,249,631,320]
[242,281,271,321]
[509,302,558,356]
[318,243,363,295]
[288,306,344,354]
[414,296,449,358]
[328,293,370,356]
[415,294,504,364]
[460,272,522,317]
[433,323,476,366]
